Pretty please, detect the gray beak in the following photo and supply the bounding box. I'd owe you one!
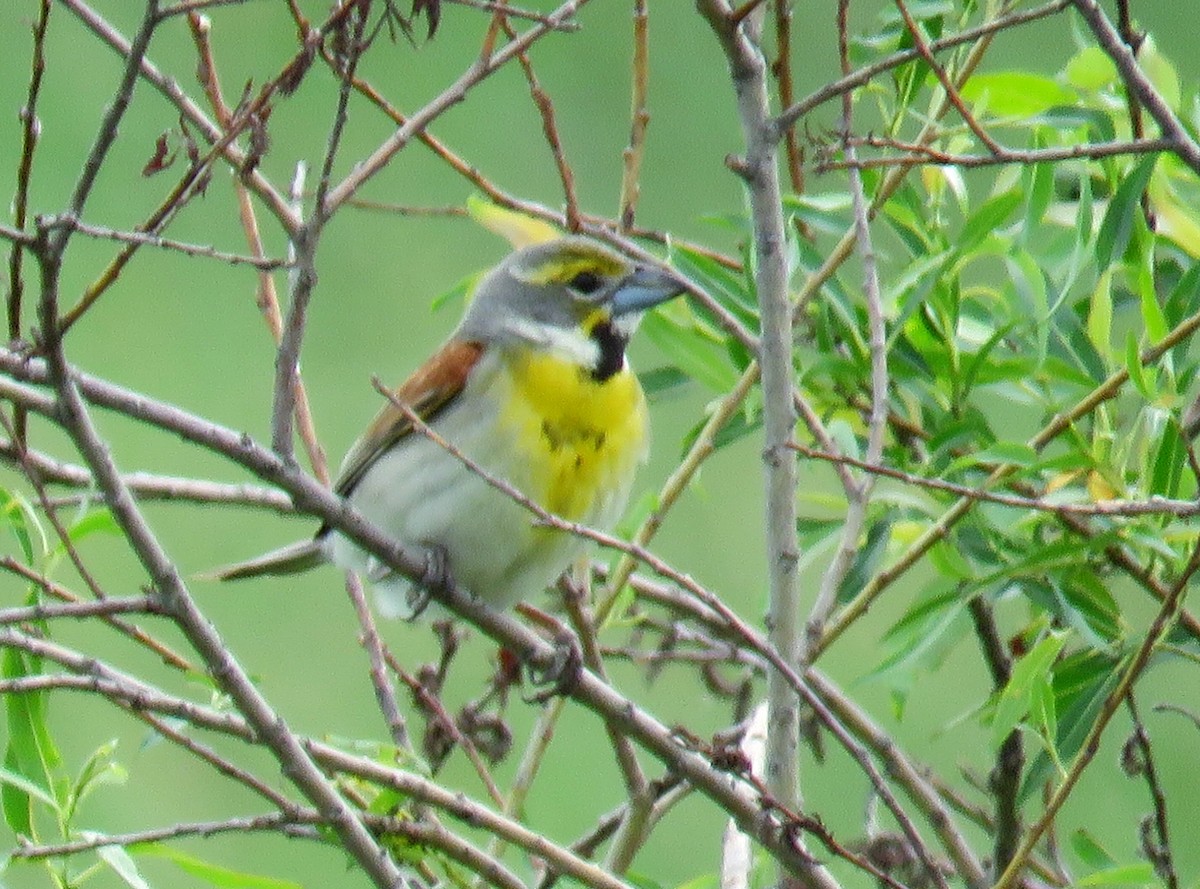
[609,265,687,317]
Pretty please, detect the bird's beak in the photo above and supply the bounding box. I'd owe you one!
[609,265,688,317]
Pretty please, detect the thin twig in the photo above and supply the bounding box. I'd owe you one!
[696,5,829,886]
[771,0,804,195]
[557,574,652,874]
[790,442,1200,518]
[187,11,330,485]
[619,0,650,231]
[345,571,412,751]
[1070,0,1200,178]
[388,651,507,808]
[46,1,160,265]
[805,0,890,654]
[775,0,1072,134]
[498,17,581,230]
[0,595,157,624]
[817,135,1174,172]
[37,216,291,269]
[1123,693,1177,889]
[967,597,1023,875]
[0,438,292,511]
[10,814,318,859]
[0,352,830,872]
[7,0,50,347]
[891,0,1004,154]
[272,0,368,463]
[323,0,591,213]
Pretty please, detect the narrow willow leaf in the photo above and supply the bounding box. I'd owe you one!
[133,842,304,889]
[1095,156,1157,269]
[1150,421,1185,499]
[1020,652,1121,800]
[1134,250,1168,345]
[992,632,1068,750]
[1124,331,1154,400]
[960,190,1022,252]
[640,306,737,393]
[1086,269,1113,360]
[1077,863,1157,888]
[97,844,154,889]
[1071,829,1118,869]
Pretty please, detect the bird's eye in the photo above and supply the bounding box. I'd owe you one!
[568,270,603,294]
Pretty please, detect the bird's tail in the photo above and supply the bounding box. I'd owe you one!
[201,538,326,581]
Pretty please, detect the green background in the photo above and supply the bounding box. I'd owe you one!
[3,2,1200,887]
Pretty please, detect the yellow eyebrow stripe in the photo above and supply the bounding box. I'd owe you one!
[518,254,625,286]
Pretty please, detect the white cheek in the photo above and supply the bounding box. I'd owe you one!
[505,317,601,367]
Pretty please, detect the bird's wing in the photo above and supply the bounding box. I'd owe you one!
[333,338,485,499]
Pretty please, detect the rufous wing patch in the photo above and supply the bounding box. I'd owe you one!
[333,339,485,499]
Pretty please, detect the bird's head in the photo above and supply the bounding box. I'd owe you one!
[460,237,687,381]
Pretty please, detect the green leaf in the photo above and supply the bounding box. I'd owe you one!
[1137,274,1169,345]
[3,647,65,831]
[835,515,894,602]
[1056,574,1124,647]
[637,366,691,400]
[1065,46,1117,91]
[1150,421,1185,499]
[2,751,33,835]
[1,489,42,565]
[960,72,1073,117]
[1021,651,1121,800]
[639,303,738,393]
[1095,156,1157,269]
[66,740,126,824]
[429,273,477,314]
[0,763,60,811]
[1138,36,1180,111]
[1006,249,1049,365]
[1086,269,1113,360]
[1071,830,1118,869]
[1124,331,1154,400]
[133,843,304,889]
[65,508,120,545]
[670,243,756,326]
[1029,666,1057,747]
[992,631,1068,749]
[945,441,1038,476]
[960,190,1022,252]
[1077,863,1157,888]
[97,843,154,889]
[871,585,967,679]
[1022,152,1054,238]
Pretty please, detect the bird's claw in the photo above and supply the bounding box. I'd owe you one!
[403,544,452,618]
[523,630,583,704]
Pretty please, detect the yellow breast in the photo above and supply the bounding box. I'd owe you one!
[498,349,648,519]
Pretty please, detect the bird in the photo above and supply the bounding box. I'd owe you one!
[212,235,686,620]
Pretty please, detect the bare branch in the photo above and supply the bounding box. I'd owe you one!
[323,0,590,214]
[1070,0,1200,177]
[696,5,829,886]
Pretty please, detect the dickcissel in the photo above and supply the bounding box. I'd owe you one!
[215,235,686,618]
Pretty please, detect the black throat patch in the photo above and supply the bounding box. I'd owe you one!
[590,320,628,382]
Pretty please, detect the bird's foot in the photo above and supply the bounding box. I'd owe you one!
[403,544,452,619]
[523,630,583,704]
